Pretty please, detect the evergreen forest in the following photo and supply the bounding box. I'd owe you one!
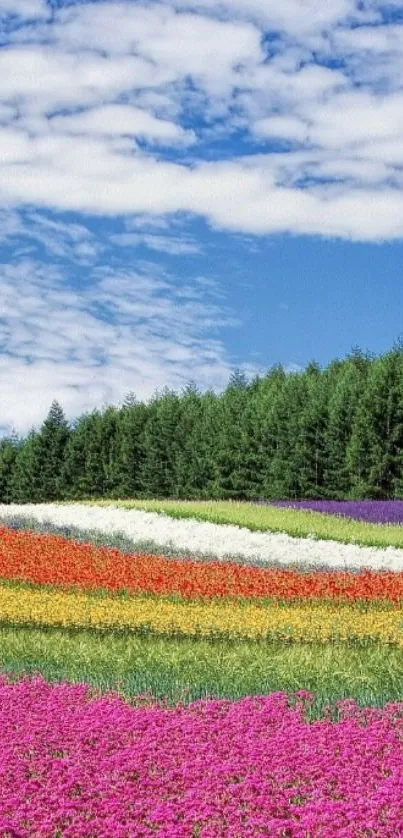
[2,344,403,503]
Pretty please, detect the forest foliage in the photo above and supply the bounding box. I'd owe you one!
[2,344,403,503]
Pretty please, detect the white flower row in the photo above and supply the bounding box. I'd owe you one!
[1,502,403,572]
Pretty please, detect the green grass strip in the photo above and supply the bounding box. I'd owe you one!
[0,625,401,713]
[77,498,403,549]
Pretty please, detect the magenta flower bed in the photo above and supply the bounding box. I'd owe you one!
[0,677,401,837]
[264,500,403,525]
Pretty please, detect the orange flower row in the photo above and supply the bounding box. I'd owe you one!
[0,525,402,604]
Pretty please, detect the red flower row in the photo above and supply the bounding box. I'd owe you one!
[0,525,402,603]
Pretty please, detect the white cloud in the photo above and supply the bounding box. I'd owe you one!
[111,232,201,255]
[0,1,402,242]
[0,258,240,432]
[254,115,308,143]
[50,104,194,145]
[0,0,46,16]
[301,90,403,148]
[335,23,403,54]
[125,215,171,231]
[0,209,24,241]
[333,22,403,90]
[0,47,174,118]
[164,0,358,35]
[0,127,32,163]
[0,209,102,265]
[1,128,403,240]
[51,4,262,77]
[24,214,102,262]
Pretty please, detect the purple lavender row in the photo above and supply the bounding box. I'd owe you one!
[0,675,401,838]
[254,499,403,525]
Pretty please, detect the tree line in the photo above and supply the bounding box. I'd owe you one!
[2,344,403,503]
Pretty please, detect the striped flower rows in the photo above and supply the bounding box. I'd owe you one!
[0,522,401,646]
[0,502,401,836]
[1,584,402,643]
[2,501,403,570]
[1,524,403,603]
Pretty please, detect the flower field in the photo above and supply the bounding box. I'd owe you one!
[267,499,403,525]
[0,501,401,836]
[4,501,403,567]
[0,678,402,838]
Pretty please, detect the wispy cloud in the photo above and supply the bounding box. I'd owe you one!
[164,0,362,35]
[0,257,240,432]
[0,209,101,263]
[0,0,47,16]
[111,232,201,255]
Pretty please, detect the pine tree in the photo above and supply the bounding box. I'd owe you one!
[236,367,286,500]
[173,383,204,498]
[254,365,287,499]
[324,355,370,498]
[347,350,403,498]
[266,372,309,499]
[215,371,250,499]
[99,406,120,497]
[113,399,148,498]
[188,390,221,499]
[139,389,182,497]
[297,362,331,498]
[35,401,70,501]
[236,377,266,499]
[9,430,42,502]
[0,434,20,503]
[62,412,104,499]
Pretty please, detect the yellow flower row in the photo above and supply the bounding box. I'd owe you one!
[0,585,402,644]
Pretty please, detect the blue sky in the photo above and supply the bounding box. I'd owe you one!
[1,0,403,433]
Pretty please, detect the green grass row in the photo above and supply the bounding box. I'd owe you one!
[0,625,401,716]
[79,498,403,549]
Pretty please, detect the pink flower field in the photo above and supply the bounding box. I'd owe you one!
[0,676,401,838]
